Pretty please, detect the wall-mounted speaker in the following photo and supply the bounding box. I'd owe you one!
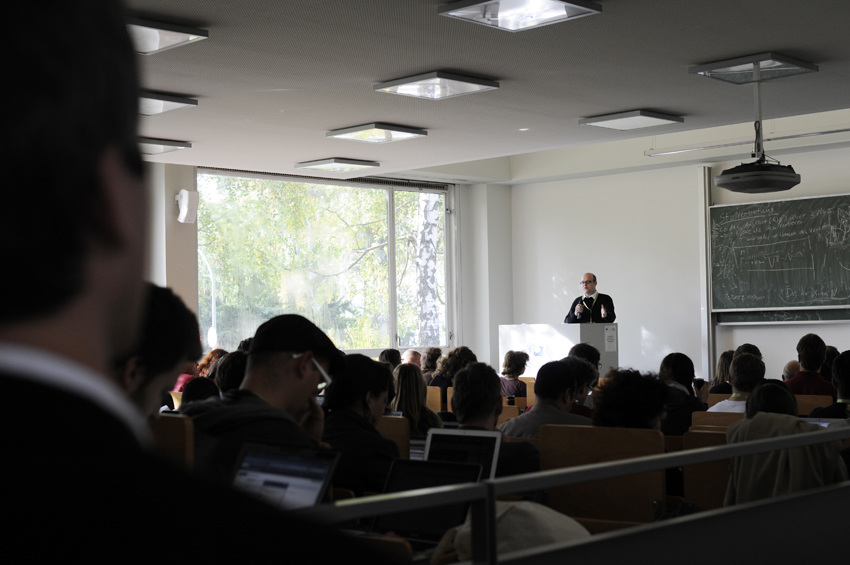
[175,189,199,224]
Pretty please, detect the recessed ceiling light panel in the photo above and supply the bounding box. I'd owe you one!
[579,110,684,130]
[295,158,380,172]
[138,137,192,155]
[439,0,601,32]
[139,90,198,116]
[127,17,209,55]
[326,123,427,143]
[374,71,499,100]
[688,52,818,84]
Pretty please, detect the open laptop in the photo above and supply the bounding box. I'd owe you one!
[370,459,482,549]
[231,444,339,510]
[424,428,502,480]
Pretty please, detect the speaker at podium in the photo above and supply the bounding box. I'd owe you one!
[498,323,618,380]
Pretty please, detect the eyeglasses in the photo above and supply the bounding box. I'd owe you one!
[292,353,333,389]
[580,280,595,285]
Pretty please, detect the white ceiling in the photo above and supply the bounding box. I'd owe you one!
[130,0,850,181]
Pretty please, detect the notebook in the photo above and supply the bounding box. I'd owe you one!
[231,444,339,510]
[424,428,502,480]
[370,459,483,547]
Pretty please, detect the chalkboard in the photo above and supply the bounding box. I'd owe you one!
[710,194,850,311]
[716,310,850,324]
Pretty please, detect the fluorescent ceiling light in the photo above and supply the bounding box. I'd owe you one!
[375,71,499,100]
[579,110,684,130]
[127,17,209,55]
[138,137,192,155]
[326,123,427,143]
[295,158,380,172]
[139,90,198,116]
[689,52,818,84]
[439,0,601,32]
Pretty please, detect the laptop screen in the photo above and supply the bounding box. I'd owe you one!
[231,444,339,510]
[424,428,502,480]
[371,459,482,542]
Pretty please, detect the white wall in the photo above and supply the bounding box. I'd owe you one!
[511,166,706,376]
[711,146,850,380]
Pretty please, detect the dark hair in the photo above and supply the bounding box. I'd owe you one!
[821,346,840,382]
[746,381,797,419]
[535,358,595,401]
[593,370,669,429]
[323,354,395,415]
[118,284,202,388]
[502,350,529,379]
[214,351,249,393]
[729,353,765,392]
[714,350,735,386]
[659,353,696,391]
[181,377,220,405]
[198,349,228,377]
[831,350,850,397]
[423,347,442,371]
[237,338,253,352]
[378,349,402,369]
[796,333,826,371]
[451,363,501,424]
[3,1,142,323]
[568,343,601,367]
[734,343,762,359]
[435,346,478,380]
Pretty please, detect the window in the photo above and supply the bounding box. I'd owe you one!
[197,171,452,353]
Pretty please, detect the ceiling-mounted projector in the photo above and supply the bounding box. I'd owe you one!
[715,120,800,193]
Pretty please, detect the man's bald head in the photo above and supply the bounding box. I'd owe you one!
[782,360,800,381]
[401,349,421,367]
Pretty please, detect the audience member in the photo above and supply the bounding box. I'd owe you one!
[658,353,708,436]
[322,354,399,495]
[781,360,801,382]
[566,342,601,414]
[593,370,670,430]
[379,348,402,369]
[422,347,442,383]
[212,350,249,393]
[237,337,253,352]
[500,359,592,438]
[734,343,762,359]
[181,376,221,405]
[500,350,529,398]
[452,363,540,476]
[115,284,203,417]
[709,350,735,393]
[401,349,421,367]
[391,364,442,437]
[198,348,228,378]
[430,346,477,406]
[568,343,601,370]
[725,380,848,506]
[0,3,386,560]
[708,353,765,413]
[810,350,850,419]
[181,314,344,485]
[785,333,837,401]
[821,345,840,383]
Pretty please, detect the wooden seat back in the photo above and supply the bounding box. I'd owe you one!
[497,405,521,427]
[796,394,832,416]
[502,396,527,409]
[682,429,728,513]
[691,411,743,428]
[664,436,684,453]
[376,415,410,459]
[539,425,665,523]
[708,393,731,407]
[148,413,194,470]
[169,391,183,410]
[519,377,536,406]
[426,387,442,413]
[447,387,453,412]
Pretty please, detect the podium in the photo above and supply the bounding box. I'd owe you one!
[498,323,618,380]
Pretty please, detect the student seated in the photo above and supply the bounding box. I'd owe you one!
[708,353,765,413]
[392,363,442,437]
[429,346,477,406]
[500,350,529,398]
[658,353,707,435]
[499,358,592,439]
[725,380,848,506]
[593,369,669,431]
[810,350,850,418]
[322,354,399,495]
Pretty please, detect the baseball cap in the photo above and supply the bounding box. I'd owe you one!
[249,314,345,375]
